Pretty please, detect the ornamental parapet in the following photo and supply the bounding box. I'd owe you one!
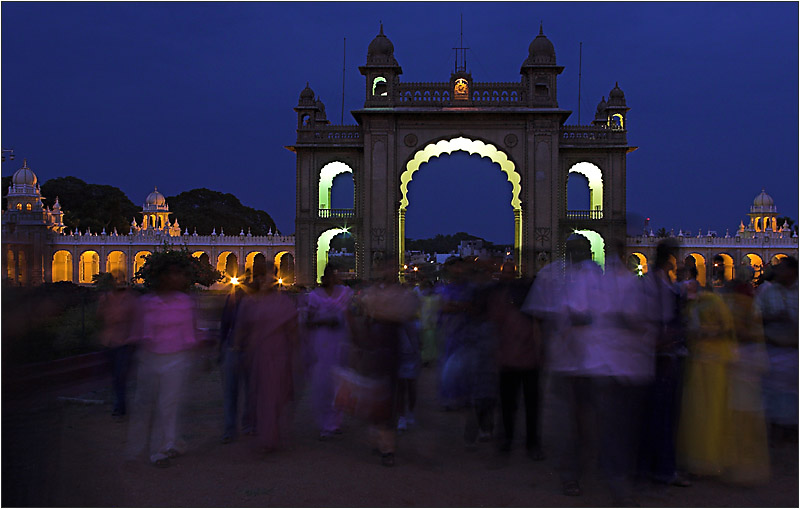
[561,125,627,146]
[627,235,798,249]
[51,232,295,247]
[296,125,361,144]
[396,81,526,106]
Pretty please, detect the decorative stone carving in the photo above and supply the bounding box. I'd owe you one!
[371,227,386,247]
[403,133,418,147]
[504,134,518,148]
[535,227,551,244]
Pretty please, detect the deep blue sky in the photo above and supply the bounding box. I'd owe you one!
[2,2,798,243]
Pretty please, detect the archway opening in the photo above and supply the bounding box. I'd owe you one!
[217,252,238,280]
[628,252,648,276]
[7,249,14,280]
[567,172,590,212]
[52,250,73,282]
[770,253,788,266]
[79,250,100,284]
[743,253,764,281]
[712,253,734,287]
[275,252,295,285]
[133,251,152,283]
[245,252,266,282]
[684,253,707,287]
[572,229,605,268]
[567,162,603,219]
[316,229,352,283]
[399,137,522,273]
[106,251,127,282]
[319,161,354,216]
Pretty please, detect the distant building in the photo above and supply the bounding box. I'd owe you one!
[2,162,295,286]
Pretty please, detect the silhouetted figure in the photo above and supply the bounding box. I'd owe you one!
[219,283,251,443]
[97,282,138,418]
[235,266,298,453]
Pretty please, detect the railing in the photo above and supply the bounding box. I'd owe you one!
[318,208,355,219]
[296,125,361,144]
[52,232,295,246]
[629,235,798,248]
[561,125,627,145]
[566,209,604,220]
[396,81,526,106]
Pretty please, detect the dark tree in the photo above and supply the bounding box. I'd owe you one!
[134,243,222,290]
[165,188,278,236]
[39,177,139,234]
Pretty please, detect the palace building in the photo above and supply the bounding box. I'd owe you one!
[2,161,295,286]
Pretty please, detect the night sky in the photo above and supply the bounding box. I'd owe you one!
[2,2,798,244]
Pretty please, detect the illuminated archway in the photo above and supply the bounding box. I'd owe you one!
[52,250,73,282]
[133,251,151,283]
[399,137,522,270]
[7,250,14,280]
[319,161,354,211]
[275,251,295,285]
[106,251,127,282]
[684,253,707,287]
[244,251,266,282]
[743,253,764,280]
[712,253,734,286]
[79,250,100,284]
[628,252,648,276]
[567,162,603,218]
[217,252,238,279]
[771,253,788,266]
[572,229,605,268]
[315,229,351,283]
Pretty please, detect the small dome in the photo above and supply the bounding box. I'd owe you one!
[607,82,626,106]
[523,25,556,66]
[594,96,607,120]
[12,160,37,186]
[753,188,774,208]
[299,82,315,105]
[366,23,399,65]
[145,187,166,207]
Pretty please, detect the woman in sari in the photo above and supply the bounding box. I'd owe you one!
[235,265,298,452]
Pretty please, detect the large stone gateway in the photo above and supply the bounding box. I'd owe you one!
[290,24,633,285]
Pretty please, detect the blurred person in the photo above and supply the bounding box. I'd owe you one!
[219,281,251,443]
[234,264,299,453]
[306,265,353,439]
[723,267,770,484]
[346,264,419,466]
[125,263,200,467]
[592,240,654,504]
[638,239,691,487]
[523,236,599,497]
[396,318,421,431]
[755,256,798,442]
[418,278,441,366]
[491,262,544,460]
[97,280,138,419]
[677,280,736,477]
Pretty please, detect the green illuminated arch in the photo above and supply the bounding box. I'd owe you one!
[319,161,353,210]
[316,228,351,283]
[568,162,603,217]
[372,77,387,96]
[399,136,522,270]
[573,229,605,268]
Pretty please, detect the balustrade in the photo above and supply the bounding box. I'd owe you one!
[318,208,355,219]
[566,209,604,220]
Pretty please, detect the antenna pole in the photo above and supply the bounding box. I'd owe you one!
[578,42,582,125]
[341,37,346,125]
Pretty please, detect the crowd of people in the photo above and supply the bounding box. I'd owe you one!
[99,240,798,503]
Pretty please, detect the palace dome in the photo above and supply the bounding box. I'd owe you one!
[607,82,626,106]
[145,187,166,207]
[366,24,398,65]
[524,25,556,65]
[299,83,315,104]
[12,161,37,186]
[753,188,774,208]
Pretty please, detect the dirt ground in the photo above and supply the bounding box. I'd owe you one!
[2,360,797,508]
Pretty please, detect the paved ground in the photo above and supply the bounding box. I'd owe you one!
[3,359,798,507]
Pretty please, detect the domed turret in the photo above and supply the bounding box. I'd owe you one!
[12,160,38,186]
[593,96,608,123]
[145,187,166,208]
[299,82,315,106]
[752,188,775,209]
[607,82,626,106]
[523,24,556,66]
[366,23,399,66]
